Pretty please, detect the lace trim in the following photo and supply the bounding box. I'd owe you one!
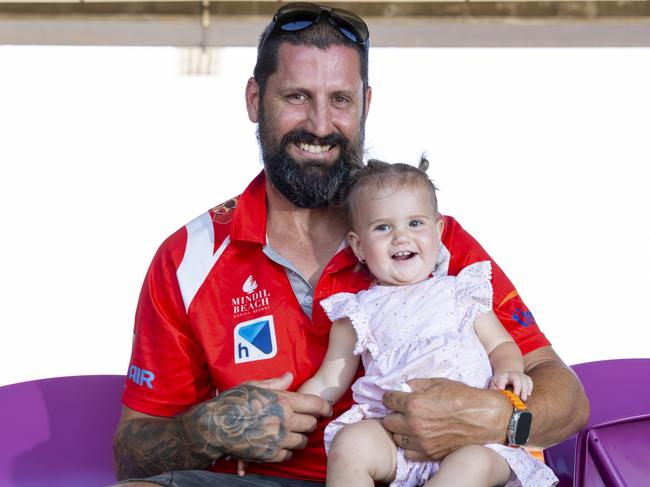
[320,293,380,358]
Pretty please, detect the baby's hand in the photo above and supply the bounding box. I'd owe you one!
[490,371,533,401]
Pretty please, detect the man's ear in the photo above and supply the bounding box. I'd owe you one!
[363,86,372,121]
[348,230,365,263]
[245,77,260,123]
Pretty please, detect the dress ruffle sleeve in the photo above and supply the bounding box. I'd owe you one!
[320,292,379,357]
[455,261,494,330]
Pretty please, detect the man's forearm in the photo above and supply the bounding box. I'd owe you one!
[524,347,590,447]
[113,412,216,480]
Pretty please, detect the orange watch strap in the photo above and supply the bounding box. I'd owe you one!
[499,389,527,411]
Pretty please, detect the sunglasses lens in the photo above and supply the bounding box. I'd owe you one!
[331,11,369,44]
[271,3,369,46]
[276,3,320,28]
[280,19,316,31]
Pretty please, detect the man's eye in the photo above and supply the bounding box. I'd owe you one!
[287,93,307,104]
[332,96,351,108]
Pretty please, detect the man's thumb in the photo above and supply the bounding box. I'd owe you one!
[250,371,294,391]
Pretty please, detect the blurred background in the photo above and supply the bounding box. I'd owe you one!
[1,0,649,386]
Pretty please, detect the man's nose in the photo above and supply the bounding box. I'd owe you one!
[306,98,334,138]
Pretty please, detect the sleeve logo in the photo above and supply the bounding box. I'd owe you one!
[234,315,277,364]
[127,364,155,389]
[512,308,537,327]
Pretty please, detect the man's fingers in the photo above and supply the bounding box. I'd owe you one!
[286,412,319,433]
[382,390,411,413]
[382,411,409,435]
[392,432,413,450]
[274,448,296,463]
[248,373,331,417]
[289,391,332,417]
[250,372,294,391]
[403,449,430,462]
[283,431,309,451]
[406,377,450,392]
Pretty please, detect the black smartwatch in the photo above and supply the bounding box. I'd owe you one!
[499,389,532,446]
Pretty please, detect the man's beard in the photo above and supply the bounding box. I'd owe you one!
[258,115,364,209]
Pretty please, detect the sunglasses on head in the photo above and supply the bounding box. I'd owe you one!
[263,2,370,47]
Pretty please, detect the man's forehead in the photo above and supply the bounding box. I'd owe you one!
[272,42,363,86]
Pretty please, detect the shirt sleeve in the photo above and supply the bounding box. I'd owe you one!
[320,292,378,358]
[441,215,551,355]
[122,227,213,417]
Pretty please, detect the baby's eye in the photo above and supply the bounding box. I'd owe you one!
[374,223,390,232]
[409,220,423,228]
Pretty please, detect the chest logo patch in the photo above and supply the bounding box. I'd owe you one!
[232,275,271,318]
[234,315,277,364]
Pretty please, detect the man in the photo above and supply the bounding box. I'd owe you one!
[112,3,589,486]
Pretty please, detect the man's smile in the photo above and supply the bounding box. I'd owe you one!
[289,141,340,162]
[297,142,333,154]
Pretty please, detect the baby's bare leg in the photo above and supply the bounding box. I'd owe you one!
[326,419,398,487]
[425,445,511,487]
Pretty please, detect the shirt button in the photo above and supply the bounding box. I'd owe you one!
[304,295,313,304]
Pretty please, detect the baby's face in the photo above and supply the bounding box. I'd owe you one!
[349,183,443,286]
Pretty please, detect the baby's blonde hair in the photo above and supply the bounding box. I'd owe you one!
[341,155,439,229]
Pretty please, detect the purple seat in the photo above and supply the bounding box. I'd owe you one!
[575,413,650,486]
[0,375,125,487]
[544,358,650,486]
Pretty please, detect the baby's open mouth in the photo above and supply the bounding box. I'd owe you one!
[392,251,416,261]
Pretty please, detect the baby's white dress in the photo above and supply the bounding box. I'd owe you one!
[321,261,558,487]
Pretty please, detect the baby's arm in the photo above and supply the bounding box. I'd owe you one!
[298,317,360,404]
[474,311,533,400]
[237,318,358,476]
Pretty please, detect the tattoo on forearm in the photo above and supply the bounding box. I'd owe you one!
[113,385,287,479]
[207,384,287,461]
[113,414,209,480]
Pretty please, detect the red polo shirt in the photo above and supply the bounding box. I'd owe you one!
[122,171,549,482]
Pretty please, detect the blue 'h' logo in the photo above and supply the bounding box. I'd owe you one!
[234,315,277,364]
[238,320,273,354]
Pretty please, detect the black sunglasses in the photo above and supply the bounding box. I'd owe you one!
[263,2,370,48]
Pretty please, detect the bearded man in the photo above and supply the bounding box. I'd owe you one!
[112,3,588,487]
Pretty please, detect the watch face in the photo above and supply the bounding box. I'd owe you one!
[515,411,533,445]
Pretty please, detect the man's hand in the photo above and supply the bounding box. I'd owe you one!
[113,372,331,479]
[197,372,331,464]
[202,373,331,462]
[382,377,510,461]
[381,347,590,463]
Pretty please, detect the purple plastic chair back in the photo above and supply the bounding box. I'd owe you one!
[544,358,650,486]
[0,375,125,487]
[575,414,650,486]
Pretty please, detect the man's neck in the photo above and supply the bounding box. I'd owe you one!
[265,180,347,287]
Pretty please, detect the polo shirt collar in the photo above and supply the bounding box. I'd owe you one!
[230,170,267,245]
[229,171,361,273]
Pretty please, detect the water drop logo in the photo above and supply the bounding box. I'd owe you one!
[234,315,277,364]
[243,275,258,294]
